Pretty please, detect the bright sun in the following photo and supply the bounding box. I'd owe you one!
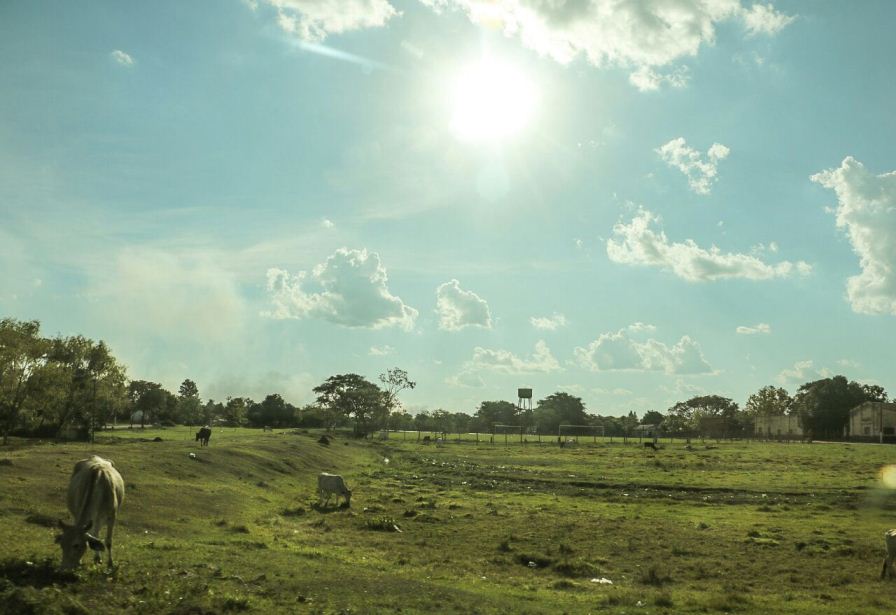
[450,59,537,142]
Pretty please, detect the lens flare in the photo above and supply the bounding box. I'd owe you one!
[879,465,896,488]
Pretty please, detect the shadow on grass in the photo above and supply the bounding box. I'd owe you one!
[0,558,78,589]
[309,502,350,514]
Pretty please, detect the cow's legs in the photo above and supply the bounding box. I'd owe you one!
[91,520,105,565]
[105,519,116,568]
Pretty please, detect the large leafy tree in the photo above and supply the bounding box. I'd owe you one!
[313,374,387,435]
[667,395,742,438]
[247,394,297,428]
[641,410,665,426]
[793,376,878,439]
[128,380,176,428]
[473,400,519,431]
[533,392,588,434]
[745,386,793,416]
[0,318,47,444]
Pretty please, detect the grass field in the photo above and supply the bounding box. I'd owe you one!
[2,428,896,614]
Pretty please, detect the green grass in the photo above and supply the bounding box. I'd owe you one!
[2,429,896,613]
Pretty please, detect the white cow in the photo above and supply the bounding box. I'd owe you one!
[317,472,352,507]
[56,456,125,569]
[882,529,896,579]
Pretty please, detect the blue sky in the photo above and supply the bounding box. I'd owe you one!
[2,1,895,416]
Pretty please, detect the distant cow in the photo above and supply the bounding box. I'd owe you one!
[882,529,896,579]
[263,425,272,432]
[317,472,352,508]
[56,456,125,569]
[195,426,212,447]
[644,442,658,450]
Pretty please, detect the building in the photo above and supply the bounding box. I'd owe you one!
[754,414,803,438]
[847,401,896,440]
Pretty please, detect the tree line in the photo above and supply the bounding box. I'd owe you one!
[1,317,888,443]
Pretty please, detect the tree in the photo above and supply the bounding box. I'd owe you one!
[128,380,175,428]
[862,384,889,403]
[177,379,201,425]
[793,376,870,439]
[533,392,588,434]
[222,397,248,426]
[313,374,388,436]
[473,400,518,431]
[641,410,665,426]
[0,318,47,444]
[247,394,297,428]
[745,386,793,417]
[666,395,742,438]
[379,368,416,413]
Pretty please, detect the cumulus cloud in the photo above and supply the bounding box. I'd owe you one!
[369,344,395,356]
[470,340,560,374]
[656,138,730,195]
[262,0,398,41]
[776,360,831,385]
[321,218,335,229]
[811,157,896,315]
[607,208,811,282]
[736,323,771,335]
[530,312,567,330]
[110,50,135,67]
[742,2,796,36]
[574,327,712,375]
[264,247,418,330]
[436,279,492,331]
[421,0,793,89]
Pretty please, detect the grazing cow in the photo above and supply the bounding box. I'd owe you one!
[56,456,125,569]
[195,426,212,447]
[882,529,896,579]
[317,472,352,508]
[263,425,272,432]
[644,442,657,450]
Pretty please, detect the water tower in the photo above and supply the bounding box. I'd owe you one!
[518,388,532,414]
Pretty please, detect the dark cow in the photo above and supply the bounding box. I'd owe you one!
[56,456,125,569]
[195,426,212,447]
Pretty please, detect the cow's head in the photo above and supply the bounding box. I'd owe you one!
[56,520,103,569]
[343,489,352,507]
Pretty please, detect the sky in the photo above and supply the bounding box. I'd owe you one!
[2,1,895,417]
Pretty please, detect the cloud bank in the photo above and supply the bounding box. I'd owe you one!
[607,209,811,282]
[263,0,398,41]
[265,247,418,330]
[421,0,794,90]
[574,327,712,375]
[811,157,896,315]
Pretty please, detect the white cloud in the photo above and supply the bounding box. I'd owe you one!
[742,2,796,36]
[263,0,398,41]
[811,157,896,315]
[110,50,135,67]
[607,208,811,282]
[369,344,395,356]
[574,327,712,375]
[530,312,567,330]
[436,279,492,331]
[629,65,690,92]
[421,0,793,89]
[736,323,771,335]
[627,322,657,333]
[656,137,729,195]
[321,218,335,229]
[469,340,560,374]
[264,247,418,330]
[776,360,831,385]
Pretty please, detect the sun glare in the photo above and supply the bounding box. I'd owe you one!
[450,59,537,142]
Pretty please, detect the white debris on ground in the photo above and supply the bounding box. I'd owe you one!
[590,577,613,584]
